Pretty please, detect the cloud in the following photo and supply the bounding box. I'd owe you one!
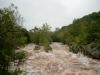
[0,0,100,30]
[0,0,11,8]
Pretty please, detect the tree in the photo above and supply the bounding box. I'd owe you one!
[0,5,28,75]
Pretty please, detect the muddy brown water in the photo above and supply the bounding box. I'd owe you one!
[19,42,100,75]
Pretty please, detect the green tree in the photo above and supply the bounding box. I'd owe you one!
[0,5,28,75]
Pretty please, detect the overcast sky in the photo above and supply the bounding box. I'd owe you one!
[0,0,100,30]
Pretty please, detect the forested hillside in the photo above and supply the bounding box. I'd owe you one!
[53,11,100,59]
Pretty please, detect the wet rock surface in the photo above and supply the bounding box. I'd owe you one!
[19,43,100,75]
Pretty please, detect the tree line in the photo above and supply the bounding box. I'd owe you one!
[53,11,100,59]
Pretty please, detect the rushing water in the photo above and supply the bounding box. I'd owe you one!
[19,43,100,75]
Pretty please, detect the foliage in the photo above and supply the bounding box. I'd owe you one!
[29,23,52,51]
[44,45,52,52]
[15,51,27,63]
[0,5,29,75]
[53,11,100,59]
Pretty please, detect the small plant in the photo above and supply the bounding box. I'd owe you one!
[15,51,27,65]
[44,45,52,52]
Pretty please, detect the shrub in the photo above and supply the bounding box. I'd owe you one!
[15,51,27,64]
[44,45,52,52]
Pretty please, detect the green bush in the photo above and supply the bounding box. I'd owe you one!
[0,5,29,75]
[15,51,27,63]
[44,45,52,52]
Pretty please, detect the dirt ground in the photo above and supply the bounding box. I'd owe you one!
[19,42,100,75]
